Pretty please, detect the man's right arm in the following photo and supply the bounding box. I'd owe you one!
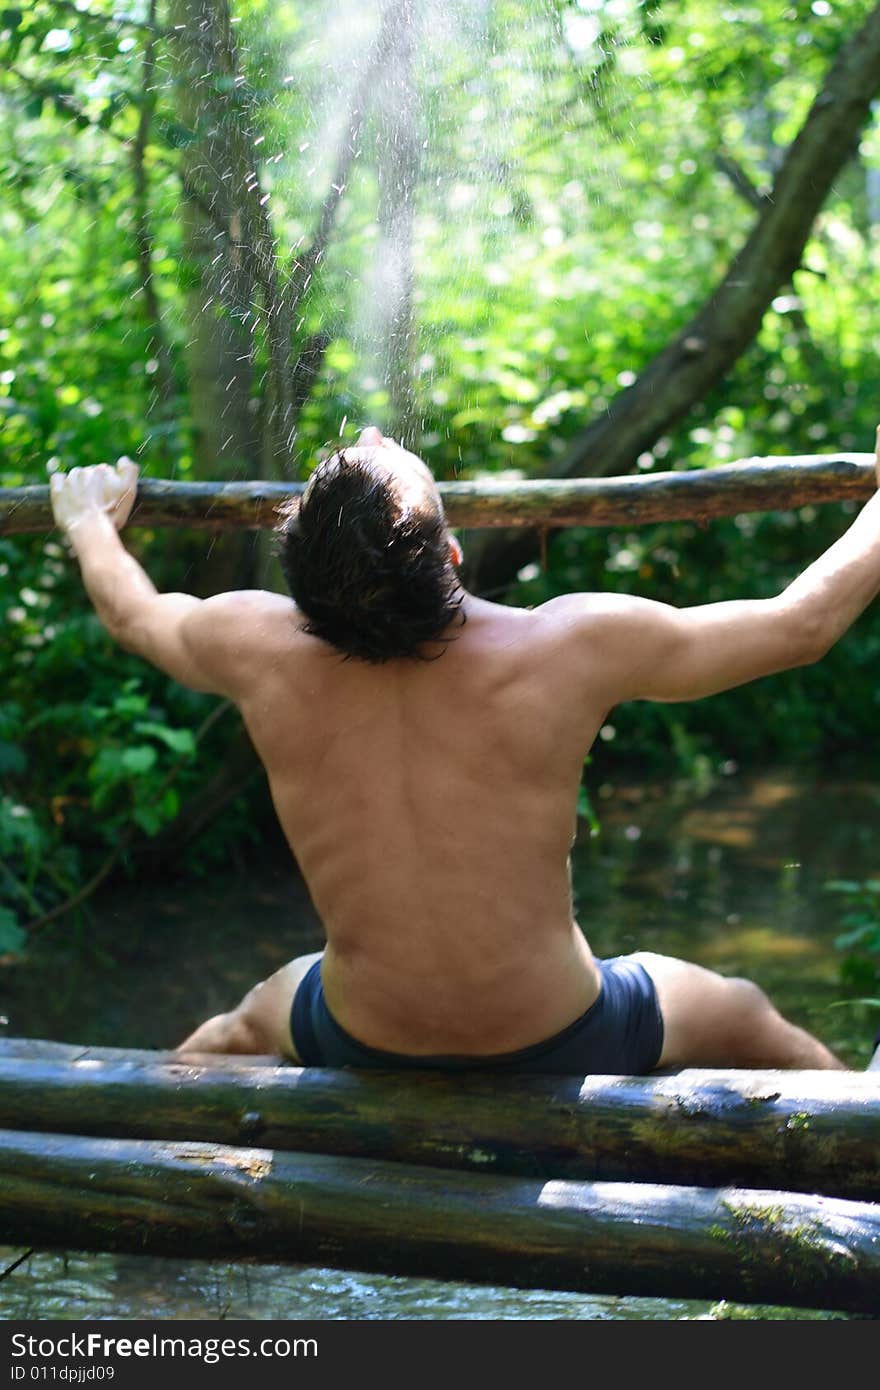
[556,431,880,706]
[50,462,296,700]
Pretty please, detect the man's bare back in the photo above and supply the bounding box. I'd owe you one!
[235,592,603,1055]
[52,425,880,1073]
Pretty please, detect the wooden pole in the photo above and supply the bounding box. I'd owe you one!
[1,454,874,536]
[0,1045,878,1200]
[1,1127,878,1313]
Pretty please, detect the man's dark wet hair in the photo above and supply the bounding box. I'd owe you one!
[275,449,465,663]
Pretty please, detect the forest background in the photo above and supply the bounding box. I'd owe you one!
[3,0,880,957]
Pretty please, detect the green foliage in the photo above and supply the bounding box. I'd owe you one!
[825,879,880,999]
[85,683,196,837]
[0,533,257,951]
[576,756,601,837]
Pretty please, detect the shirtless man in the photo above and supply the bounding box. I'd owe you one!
[49,426,880,1073]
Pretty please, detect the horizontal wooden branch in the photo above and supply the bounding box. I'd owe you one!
[1,1127,878,1312]
[1,454,874,536]
[0,1044,877,1200]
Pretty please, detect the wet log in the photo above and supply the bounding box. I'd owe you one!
[0,1128,876,1314]
[0,454,874,536]
[0,1043,878,1201]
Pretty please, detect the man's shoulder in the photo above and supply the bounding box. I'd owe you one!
[534,590,647,631]
[178,589,306,701]
[183,589,301,661]
[529,592,666,696]
[195,588,299,632]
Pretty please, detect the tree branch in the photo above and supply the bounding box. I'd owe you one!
[2,454,874,536]
[713,150,771,210]
[464,1,880,593]
[714,147,827,375]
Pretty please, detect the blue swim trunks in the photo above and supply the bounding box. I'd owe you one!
[290,955,664,1075]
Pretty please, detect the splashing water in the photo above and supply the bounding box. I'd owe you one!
[163,0,621,472]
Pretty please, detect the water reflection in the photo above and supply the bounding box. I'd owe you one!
[0,1249,845,1322]
[0,768,876,1320]
[572,768,879,1060]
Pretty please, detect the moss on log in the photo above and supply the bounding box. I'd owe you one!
[0,1128,877,1313]
[0,454,874,535]
[0,1043,877,1201]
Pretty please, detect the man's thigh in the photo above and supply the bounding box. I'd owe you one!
[628,950,756,1069]
[239,950,323,1061]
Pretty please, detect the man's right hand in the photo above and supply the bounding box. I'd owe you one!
[49,458,139,535]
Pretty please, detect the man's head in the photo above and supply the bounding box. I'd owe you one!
[276,428,464,663]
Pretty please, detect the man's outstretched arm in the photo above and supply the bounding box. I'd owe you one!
[50,461,287,697]
[556,426,880,706]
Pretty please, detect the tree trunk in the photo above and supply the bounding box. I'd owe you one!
[0,1127,877,1313]
[130,0,177,438]
[0,1046,878,1201]
[163,0,266,591]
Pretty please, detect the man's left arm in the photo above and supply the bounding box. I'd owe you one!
[50,462,275,697]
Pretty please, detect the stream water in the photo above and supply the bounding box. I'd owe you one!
[1,765,876,1320]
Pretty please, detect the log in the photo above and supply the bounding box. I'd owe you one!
[0,1128,876,1313]
[0,454,874,535]
[0,1043,878,1200]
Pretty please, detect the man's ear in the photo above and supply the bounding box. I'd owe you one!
[449,534,463,567]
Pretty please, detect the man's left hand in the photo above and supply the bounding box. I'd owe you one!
[49,458,139,535]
